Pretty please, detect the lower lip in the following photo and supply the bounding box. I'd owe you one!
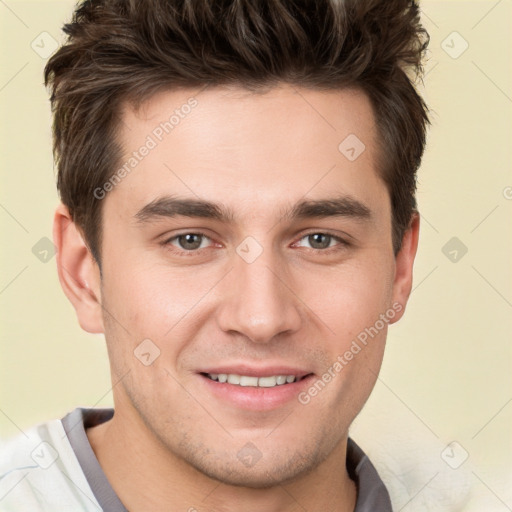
[198,374,315,411]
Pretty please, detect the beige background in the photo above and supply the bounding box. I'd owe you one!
[1,1,510,510]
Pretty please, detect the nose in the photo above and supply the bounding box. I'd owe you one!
[216,245,302,344]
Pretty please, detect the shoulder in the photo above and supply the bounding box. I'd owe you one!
[0,415,100,512]
[347,437,394,512]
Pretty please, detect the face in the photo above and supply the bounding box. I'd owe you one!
[85,85,414,486]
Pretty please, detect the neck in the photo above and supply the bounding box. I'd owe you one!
[86,408,357,512]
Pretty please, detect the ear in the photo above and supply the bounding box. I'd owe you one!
[53,202,104,334]
[389,212,420,324]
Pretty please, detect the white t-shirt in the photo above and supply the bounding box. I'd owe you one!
[1,414,99,511]
[0,408,392,511]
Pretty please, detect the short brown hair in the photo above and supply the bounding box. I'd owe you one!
[45,0,430,266]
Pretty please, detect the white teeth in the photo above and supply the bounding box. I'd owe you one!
[227,374,240,385]
[206,373,298,387]
[240,375,259,387]
[258,376,277,387]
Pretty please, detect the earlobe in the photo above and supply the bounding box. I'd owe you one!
[53,203,104,334]
[389,213,420,324]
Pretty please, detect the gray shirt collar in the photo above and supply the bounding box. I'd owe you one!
[62,407,392,512]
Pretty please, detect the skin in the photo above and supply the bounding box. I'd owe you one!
[53,84,419,512]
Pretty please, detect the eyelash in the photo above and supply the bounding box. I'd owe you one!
[160,231,350,257]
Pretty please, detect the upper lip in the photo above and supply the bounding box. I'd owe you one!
[198,365,312,379]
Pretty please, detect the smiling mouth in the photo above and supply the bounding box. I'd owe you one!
[201,372,312,388]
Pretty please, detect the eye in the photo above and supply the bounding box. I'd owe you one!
[163,232,213,252]
[161,231,349,257]
[294,232,348,251]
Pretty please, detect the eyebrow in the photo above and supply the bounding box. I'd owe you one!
[134,195,372,225]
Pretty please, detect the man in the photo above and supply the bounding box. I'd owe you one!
[0,0,430,510]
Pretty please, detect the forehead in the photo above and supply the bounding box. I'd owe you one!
[108,84,386,222]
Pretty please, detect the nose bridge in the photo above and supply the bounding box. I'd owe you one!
[216,240,302,343]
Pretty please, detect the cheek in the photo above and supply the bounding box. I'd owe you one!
[103,259,213,336]
[100,258,230,381]
[302,255,394,342]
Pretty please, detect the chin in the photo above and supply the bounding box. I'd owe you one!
[180,442,325,489]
